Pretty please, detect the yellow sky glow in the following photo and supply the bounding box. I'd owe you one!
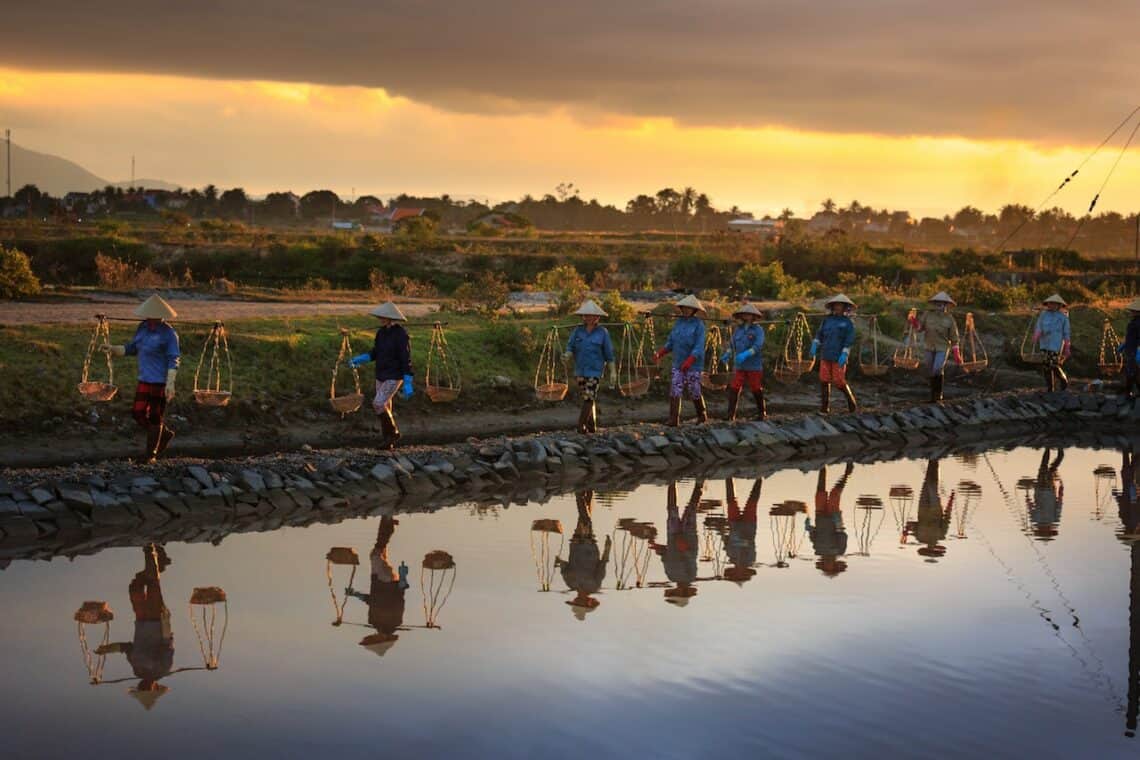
[2,66,1139,218]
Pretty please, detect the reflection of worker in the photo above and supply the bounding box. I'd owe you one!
[101,544,175,710]
[652,481,702,604]
[809,464,851,576]
[555,490,612,619]
[1117,447,1140,536]
[910,459,953,559]
[1114,447,1140,737]
[347,516,409,656]
[723,479,761,584]
[1028,449,1064,541]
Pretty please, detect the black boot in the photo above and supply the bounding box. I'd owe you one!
[726,387,741,422]
[693,396,709,424]
[753,390,768,421]
[144,425,162,463]
[1044,367,1055,392]
[841,385,857,412]
[155,425,175,458]
[668,397,682,427]
[929,376,941,403]
[1054,366,1069,392]
[577,401,591,434]
[586,400,598,433]
[379,411,401,450]
[820,383,831,414]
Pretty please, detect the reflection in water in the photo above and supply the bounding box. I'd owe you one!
[955,480,982,539]
[769,498,807,568]
[421,550,456,629]
[530,517,564,592]
[326,546,361,626]
[910,459,952,561]
[652,481,702,605]
[1117,448,1140,736]
[74,600,114,684]
[189,586,228,670]
[723,479,760,584]
[889,484,915,547]
[346,516,409,656]
[851,494,885,557]
[809,463,851,576]
[555,491,611,619]
[1028,448,1066,541]
[613,518,655,590]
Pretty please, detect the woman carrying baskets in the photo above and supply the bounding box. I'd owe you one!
[809,294,857,414]
[908,291,962,403]
[653,294,708,426]
[102,295,181,462]
[350,302,414,450]
[563,299,616,434]
[1120,298,1140,399]
[1034,294,1072,392]
[721,303,767,421]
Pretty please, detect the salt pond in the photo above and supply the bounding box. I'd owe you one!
[3,443,1139,758]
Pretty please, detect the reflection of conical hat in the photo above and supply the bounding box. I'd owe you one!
[732,303,763,319]
[574,299,608,317]
[724,567,756,584]
[1127,297,1140,312]
[1042,294,1067,306]
[133,295,177,320]
[128,683,170,710]
[928,291,956,305]
[369,301,407,321]
[674,294,706,315]
[360,632,399,657]
[824,293,856,308]
[567,597,599,621]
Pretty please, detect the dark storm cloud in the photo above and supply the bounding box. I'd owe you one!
[5,0,1138,142]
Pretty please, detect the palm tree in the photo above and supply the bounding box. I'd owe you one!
[820,198,837,213]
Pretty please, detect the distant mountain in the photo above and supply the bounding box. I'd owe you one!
[0,142,180,196]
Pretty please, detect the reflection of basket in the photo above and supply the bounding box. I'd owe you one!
[619,377,651,397]
[532,518,564,533]
[894,356,920,370]
[958,360,988,374]
[786,359,815,374]
[426,384,460,403]
[628,522,657,540]
[1100,362,1122,377]
[77,381,119,402]
[423,550,456,570]
[536,382,568,402]
[772,366,802,384]
[329,393,364,414]
[190,586,227,604]
[326,547,360,565]
[74,601,114,624]
[701,372,732,391]
[194,390,232,407]
[860,365,889,377]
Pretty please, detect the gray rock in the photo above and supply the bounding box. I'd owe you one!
[239,469,266,493]
[58,486,95,511]
[187,466,214,489]
[265,471,285,488]
[132,476,160,490]
[30,487,54,505]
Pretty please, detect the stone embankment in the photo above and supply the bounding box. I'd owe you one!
[2,390,1138,563]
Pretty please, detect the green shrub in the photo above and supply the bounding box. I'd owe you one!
[0,247,42,298]
[400,217,437,242]
[535,264,589,314]
[735,260,810,301]
[481,322,537,363]
[453,271,510,317]
[917,275,1009,310]
[599,290,636,323]
[1030,279,1097,306]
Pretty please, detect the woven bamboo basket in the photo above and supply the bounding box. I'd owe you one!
[531,518,564,533]
[77,381,118,402]
[194,389,232,407]
[535,382,568,402]
[860,365,889,377]
[422,550,456,570]
[785,359,815,374]
[856,496,884,508]
[1099,362,1122,377]
[426,384,460,403]
[74,601,114,624]
[326,547,360,565]
[771,366,803,385]
[190,586,227,604]
[329,392,364,414]
[701,372,732,391]
[618,377,651,397]
[958,360,988,374]
[893,356,921,370]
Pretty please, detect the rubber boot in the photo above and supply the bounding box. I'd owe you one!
[841,384,857,413]
[144,425,162,463]
[753,390,768,421]
[1054,366,1069,392]
[930,375,945,403]
[693,396,709,424]
[380,411,401,450]
[586,400,598,434]
[819,383,831,414]
[1044,367,1055,392]
[576,401,591,434]
[155,425,175,457]
[668,397,682,427]
[725,387,741,422]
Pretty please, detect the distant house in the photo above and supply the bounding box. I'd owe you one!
[470,211,528,231]
[727,217,783,236]
[62,192,90,211]
[807,211,840,234]
[387,207,427,225]
[330,220,361,231]
[862,219,890,234]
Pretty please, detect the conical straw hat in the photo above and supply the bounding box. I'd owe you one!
[824,293,856,308]
[574,299,608,317]
[674,294,706,315]
[1128,297,1140,312]
[133,294,177,320]
[360,632,399,657]
[928,291,956,305]
[733,303,763,318]
[128,684,170,711]
[1042,294,1067,306]
[369,301,407,321]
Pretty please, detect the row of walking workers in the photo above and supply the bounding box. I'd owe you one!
[99,290,1140,461]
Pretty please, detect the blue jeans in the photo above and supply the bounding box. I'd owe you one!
[924,350,947,377]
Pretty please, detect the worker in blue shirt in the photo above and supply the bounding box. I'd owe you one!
[653,294,708,426]
[1033,294,1072,392]
[103,294,181,462]
[1119,298,1140,399]
[810,294,858,414]
[720,303,767,421]
[563,299,616,434]
[350,301,414,450]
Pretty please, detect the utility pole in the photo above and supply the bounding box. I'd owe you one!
[130,154,135,186]
[5,129,10,198]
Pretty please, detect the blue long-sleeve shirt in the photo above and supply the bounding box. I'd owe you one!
[1034,310,1071,352]
[1124,316,1140,367]
[565,325,615,378]
[664,316,706,371]
[368,324,413,382]
[124,322,180,384]
[730,324,765,371]
[814,315,855,362]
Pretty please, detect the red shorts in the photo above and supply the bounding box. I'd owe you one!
[818,360,847,388]
[132,382,167,427]
[730,370,764,392]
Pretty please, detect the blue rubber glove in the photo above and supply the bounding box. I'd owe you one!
[734,348,755,365]
[1118,343,1126,356]
[397,561,410,590]
[838,348,850,367]
[349,353,372,368]
[809,339,819,358]
[719,350,732,365]
[403,374,414,399]
[1136,348,1140,364]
